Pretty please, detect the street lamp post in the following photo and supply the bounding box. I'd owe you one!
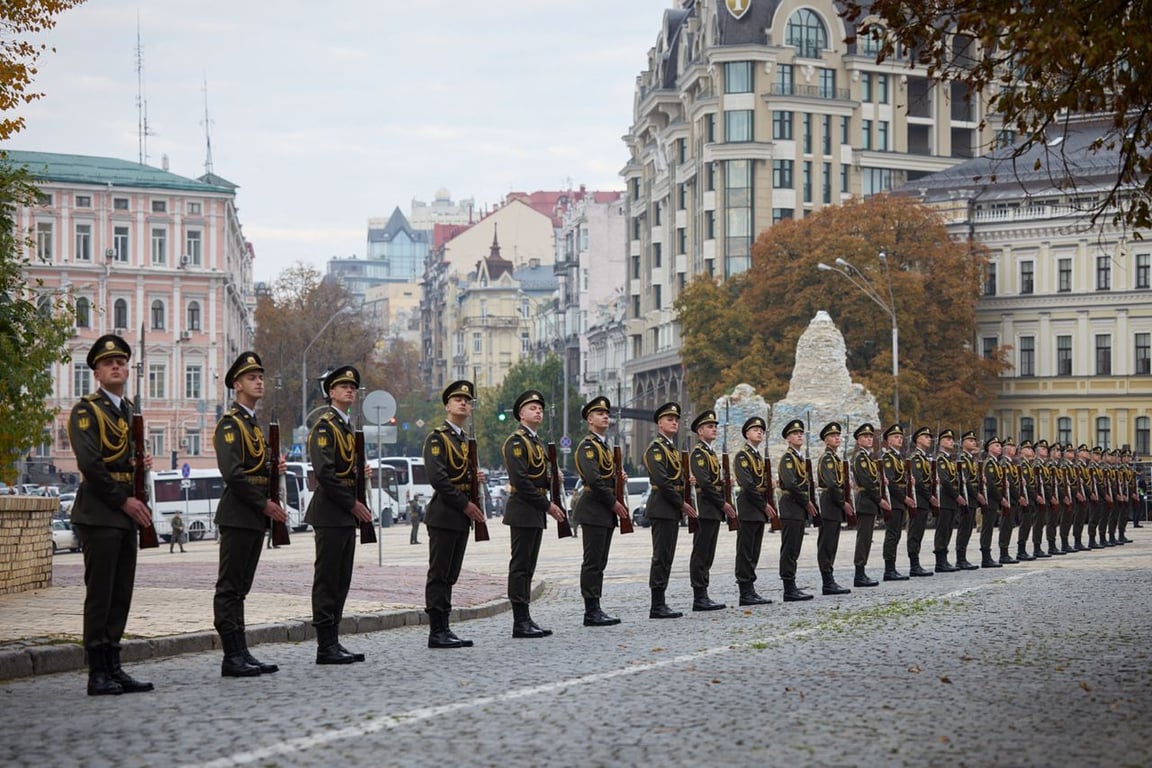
[301,308,353,430]
[817,253,900,424]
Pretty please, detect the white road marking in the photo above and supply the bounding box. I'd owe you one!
[183,571,1042,768]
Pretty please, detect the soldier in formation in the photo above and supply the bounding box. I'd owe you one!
[643,402,698,618]
[815,422,852,595]
[733,416,776,604]
[687,410,735,611]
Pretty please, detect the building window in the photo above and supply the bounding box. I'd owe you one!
[706,161,717,191]
[724,61,752,93]
[822,162,832,204]
[185,231,202,266]
[802,161,813,203]
[841,165,849,193]
[677,138,687,164]
[148,363,166,399]
[186,431,202,456]
[877,121,889,151]
[36,222,52,261]
[861,72,873,102]
[631,295,640,319]
[631,254,641,278]
[840,115,850,144]
[114,299,129,330]
[1054,417,1071,445]
[677,227,687,255]
[73,360,91,397]
[724,159,753,276]
[861,168,892,195]
[151,200,167,213]
[1058,258,1072,292]
[151,228,167,265]
[772,160,794,188]
[822,115,832,154]
[75,297,91,328]
[995,130,1016,148]
[1095,417,1111,451]
[36,192,52,206]
[187,301,202,331]
[1136,333,1151,374]
[186,201,202,215]
[74,223,92,261]
[877,74,890,103]
[1019,335,1035,377]
[1056,335,1072,376]
[113,197,129,210]
[479,300,488,320]
[983,263,997,296]
[653,243,662,268]
[149,429,165,458]
[776,64,793,96]
[113,226,129,263]
[705,210,716,239]
[1136,416,1150,455]
[725,110,753,142]
[185,365,203,399]
[1137,254,1150,289]
[520,332,530,354]
[1020,261,1034,294]
[1096,334,1112,375]
[151,299,166,331]
[786,9,828,58]
[818,68,837,99]
[772,208,794,223]
[1020,417,1034,444]
[861,119,873,150]
[454,332,464,356]
[1096,256,1111,290]
[772,111,793,140]
[803,113,813,153]
[472,332,482,354]
[74,195,91,208]
[981,336,998,360]
[654,285,662,310]
[983,417,997,444]
[677,183,687,210]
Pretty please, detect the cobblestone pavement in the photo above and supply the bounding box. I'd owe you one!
[1,525,1149,767]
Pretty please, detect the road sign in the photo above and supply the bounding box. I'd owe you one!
[559,435,572,449]
[180,479,193,490]
[361,390,396,424]
[181,462,191,478]
[415,419,425,429]
[402,422,409,431]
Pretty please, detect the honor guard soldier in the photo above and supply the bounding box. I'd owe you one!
[423,380,487,648]
[1048,443,1070,556]
[1030,440,1054,559]
[306,366,372,664]
[733,416,776,605]
[778,419,816,601]
[1108,450,1125,544]
[502,390,566,638]
[1062,443,1082,552]
[68,334,155,696]
[573,396,630,626]
[815,421,852,595]
[979,436,1008,568]
[644,402,698,619]
[906,427,936,577]
[880,424,911,581]
[850,423,885,586]
[1015,440,1038,561]
[1123,449,1139,532]
[931,429,961,573]
[997,438,1020,564]
[954,430,982,570]
[1086,446,1104,548]
[212,352,289,677]
[688,410,736,611]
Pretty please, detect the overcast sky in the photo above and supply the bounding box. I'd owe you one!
[12,0,672,282]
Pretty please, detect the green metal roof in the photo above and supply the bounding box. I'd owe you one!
[1,150,238,194]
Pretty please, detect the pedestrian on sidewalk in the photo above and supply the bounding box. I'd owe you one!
[409,495,423,544]
[212,352,289,678]
[169,512,186,553]
[68,334,155,696]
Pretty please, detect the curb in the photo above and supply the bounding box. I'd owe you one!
[0,580,543,683]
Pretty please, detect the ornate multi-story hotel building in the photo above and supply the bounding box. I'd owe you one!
[8,150,254,480]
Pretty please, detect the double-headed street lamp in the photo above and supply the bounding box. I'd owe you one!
[817,252,900,424]
[301,307,355,429]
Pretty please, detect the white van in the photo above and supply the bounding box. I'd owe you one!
[372,457,433,514]
[290,461,401,526]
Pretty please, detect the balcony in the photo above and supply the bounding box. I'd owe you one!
[764,83,852,102]
[461,315,519,328]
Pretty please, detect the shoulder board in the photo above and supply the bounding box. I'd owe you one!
[82,393,102,403]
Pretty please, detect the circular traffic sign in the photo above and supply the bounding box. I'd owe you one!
[559,435,572,449]
[181,462,191,478]
[361,390,396,424]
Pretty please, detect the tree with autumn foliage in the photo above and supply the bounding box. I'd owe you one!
[840,0,1152,231]
[676,195,1007,428]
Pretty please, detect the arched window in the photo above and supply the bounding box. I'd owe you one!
[858,23,884,55]
[786,9,828,59]
[1095,416,1111,450]
[187,300,202,332]
[151,299,166,331]
[114,298,128,330]
[75,297,90,328]
[37,295,52,318]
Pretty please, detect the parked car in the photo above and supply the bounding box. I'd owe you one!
[58,492,77,516]
[51,519,80,553]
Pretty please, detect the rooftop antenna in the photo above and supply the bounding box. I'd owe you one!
[135,15,153,165]
[201,76,215,175]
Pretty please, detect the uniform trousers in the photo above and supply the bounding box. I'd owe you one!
[853,513,877,567]
[907,507,929,558]
[816,516,842,575]
[955,506,975,559]
[73,523,137,650]
[213,526,264,634]
[735,520,766,584]
[648,518,680,591]
[508,526,543,606]
[933,507,956,555]
[579,523,614,600]
[778,518,805,580]
[882,509,906,562]
[688,518,721,590]
[425,525,470,615]
[311,526,356,628]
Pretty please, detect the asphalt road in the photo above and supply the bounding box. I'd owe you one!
[2,552,1149,768]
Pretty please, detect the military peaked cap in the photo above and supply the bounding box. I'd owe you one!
[582,396,611,420]
[853,423,874,439]
[442,379,474,404]
[324,366,360,392]
[513,390,545,419]
[819,422,842,440]
[781,419,804,438]
[882,423,904,440]
[742,416,767,437]
[87,334,131,369]
[653,402,681,422]
[225,351,264,389]
[691,410,718,433]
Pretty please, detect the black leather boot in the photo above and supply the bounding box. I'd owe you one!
[692,587,726,611]
[238,634,280,673]
[821,573,851,596]
[316,625,356,664]
[512,604,548,638]
[1016,544,1035,561]
[525,607,553,637]
[999,547,1018,564]
[981,549,1002,568]
[649,589,682,619]
[86,647,123,696]
[222,632,262,677]
[934,551,959,573]
[428,611,464,648]
[955,551,979,570]
[883,558,908,581]
[853,565,879,587]
[782,578,813,602]
[107,647,154,692]
[1061,536,1074,553]
[738,582,773,605]
[1033,543,1051,558]
[908,556,934,577]
[583,598,621,626]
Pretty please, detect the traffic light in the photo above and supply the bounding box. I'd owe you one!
[388,416,397,426]
[497,404,507,422]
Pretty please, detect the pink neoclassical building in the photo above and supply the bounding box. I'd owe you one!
[9,150,255,482]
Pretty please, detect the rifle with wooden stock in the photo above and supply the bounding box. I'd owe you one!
[842,420,857,529]
[879,448,893,523]
[546,442,573,539]
[133,324,158,549]
[353,426,377,544]
[613,446,634,534]
[804,412,819,525]
[467,437,490,542]
[763,448,781,531]
[904,453,918,519]
[721,453,739,531]
[267,420,291,547]
[681,450,699,534]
